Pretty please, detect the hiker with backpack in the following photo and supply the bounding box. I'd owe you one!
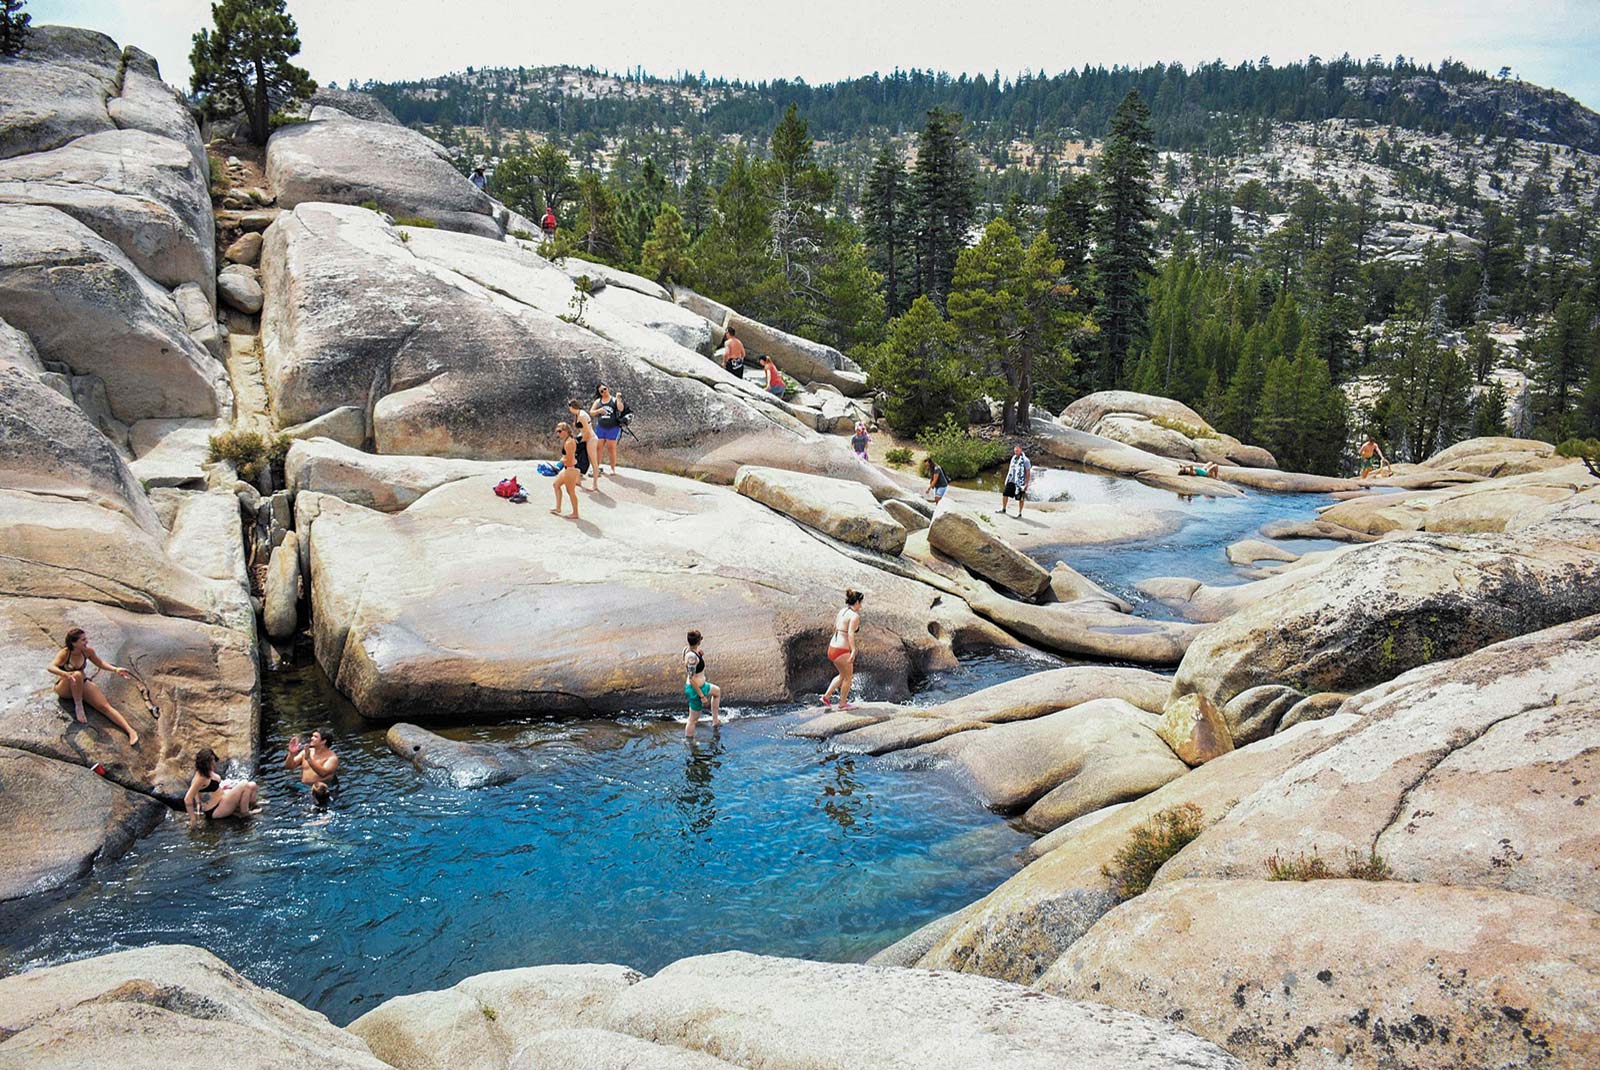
[567,398,600,491]
[590,383,626,475]
[552,422,582,519]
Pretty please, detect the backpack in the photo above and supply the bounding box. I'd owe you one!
[616,397,632,427]
[493,477,521,498]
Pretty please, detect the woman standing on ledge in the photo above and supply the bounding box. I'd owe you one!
[552,422,582,520]
[590,383,625,475]
[48,627,139,746]
[821,589,864,710]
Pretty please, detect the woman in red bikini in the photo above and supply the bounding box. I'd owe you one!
[821,589,864,710]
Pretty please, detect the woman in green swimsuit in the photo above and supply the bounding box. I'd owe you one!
[683,629,721,738]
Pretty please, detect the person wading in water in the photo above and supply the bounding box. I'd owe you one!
[821,589,864,710]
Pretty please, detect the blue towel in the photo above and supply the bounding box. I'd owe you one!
[536,462,560,478]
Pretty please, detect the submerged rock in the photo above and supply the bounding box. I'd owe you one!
[384,722,541,788]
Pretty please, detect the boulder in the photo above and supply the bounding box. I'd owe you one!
[105,47,206,173]
[591,284,717,355]
[882,499,930,532]
[285,437,512,511]
[913,716,1357,983]
[1060,391,1279,469]
[164,490,250,603]
[225,230,264,265]
[0,26,121,160]
[1318,462,1596,535]
[1158,616,1600,912]
[260,205,881,489]
[305,470,1002,718]
[308,87,402,126]
[672,286,734,329]
[601,951,1238,1069]
[0,323,161,531]
[128,417,221,489]
[263,532,300,640]
[0,746,165,902]
[556,254,671,301]
[1224,538,1298,566]
[218,269,264,314]
[1421,435,1563,476]
[510,1028,741,1069]
[0,203,225,422]
[267,110,500,238]
[0,597,258,803]
[282,406,367,448]
[1048,561,1133,612]
[724,312,869,396]
[734,465,907,554]
[907,698,1188,832]
[384,722,548,788]
[1154,692,1233,765]
[0,944,391,1069]
[1168,522,1600,743]
[347,963,640,1070]
[1258,517,1380,542]
[927,506,1052,598]
[1135,546,1354,623]
[0,127,215,294]
[1040,879,1600,1070]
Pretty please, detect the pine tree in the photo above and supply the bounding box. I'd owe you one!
[571,170,625,263]
[1,0,30,56]
[530,144,576,220]
[189,0,316,146]
[1043,172,1097,309]
[865,296,971,436]
[762,104,838,330]
[1529,294,1595,440]
[863,145,913,317]
[680,165,712,239]
[910,108,978,308]
[1472,380,1509,438]
[639,204,694,286]
[1091,90,1158,387]
[690,149,782,319]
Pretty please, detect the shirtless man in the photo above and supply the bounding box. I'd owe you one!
[285,728,340,786]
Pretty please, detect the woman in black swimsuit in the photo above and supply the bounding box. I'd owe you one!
[566,398,600,492]
[184,746,261,820]
[552,422,582,520]
[48,627,140,745]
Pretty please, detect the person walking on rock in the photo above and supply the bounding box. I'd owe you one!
[821,589,864,710]
[48,627,140,746]
[760,355,786,398]
[541,206,558,240]
[567,398,600,492]
[682,629,721,738]
[850,422,872,462]
[590,384,625,475]
[924,458,950,503]
[551,421,582,519]
[721,325,747,379]
[998,444,1033,518]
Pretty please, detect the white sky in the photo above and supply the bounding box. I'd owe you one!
[29,0,1600,110]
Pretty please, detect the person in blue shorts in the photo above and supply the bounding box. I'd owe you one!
[590,383,625,474]
[682,629,721,738]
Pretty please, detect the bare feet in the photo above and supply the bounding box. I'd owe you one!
[73,708,88,724]
[550,508,562,515]
[127,733,140,748]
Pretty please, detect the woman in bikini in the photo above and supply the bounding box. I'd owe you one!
[566,398,600,492]
[682,629,721,738]
[48,627,140,746]
[184,746,261,820]
[552,422,582,520]
[821,589,864,710]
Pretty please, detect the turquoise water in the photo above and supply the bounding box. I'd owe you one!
[0,656,1042,1025]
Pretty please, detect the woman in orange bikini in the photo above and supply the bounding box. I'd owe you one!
[821,589,864,710]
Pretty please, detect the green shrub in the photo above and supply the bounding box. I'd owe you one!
[359,200,381,212]
[1556,437,1600,459]
[208,430,291,482]
[267,111,310,132]
[918,415,1009,480]
[1266,847,1392,882]
[392,216,438,229]
[510,228,535,241]
[885,446,914,468]
[207,156,228,192]
[1102,803,1205,901]
[1151,414,1219,439]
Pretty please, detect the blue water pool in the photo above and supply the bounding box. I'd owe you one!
[0,655,1041,1025]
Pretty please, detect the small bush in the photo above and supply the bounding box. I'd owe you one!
[1102,803,1205,901]
[885,446,914,468]
[391,216,438,229]
[207,156,228,193]
[359,200,381,212]
[1266,847,1392,882]
[919,416,1010,480]
[1556,437,1600,460]
[510,228,535,241]
[208,430,290,482]
[1151,414,1219,439]
[479,1005,497,1021]
[267,111,310,132]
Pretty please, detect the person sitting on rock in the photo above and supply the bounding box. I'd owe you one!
[48,627,139,746]
[760,355,786,398]
[721,325,747,379]
[567,398,600,492]
[186,746,261,820]
[285,729,340,786]
[998,445,1033,518]
[683,629,721,739]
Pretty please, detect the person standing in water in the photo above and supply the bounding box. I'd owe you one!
[682,629,721,738]
[551,422,582,519]
[590,384,625,475]
[48,627,140,746]
[567,398,600,492]
[284,729,340,786]
[821,589,864,710]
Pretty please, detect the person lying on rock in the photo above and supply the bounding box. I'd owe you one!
[721,325,746,379]
[567,399,600,492]
[683,629,721,739]
[48,627,140,746]
[285,729,340,786]
[589,383,625,475]
[186,746,262,820]
[821,589,864,710]
[552,422,583,519]
[1177,461,1221,478]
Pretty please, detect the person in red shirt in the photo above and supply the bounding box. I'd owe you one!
[760,354,786,397]
[541,206,557,239]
